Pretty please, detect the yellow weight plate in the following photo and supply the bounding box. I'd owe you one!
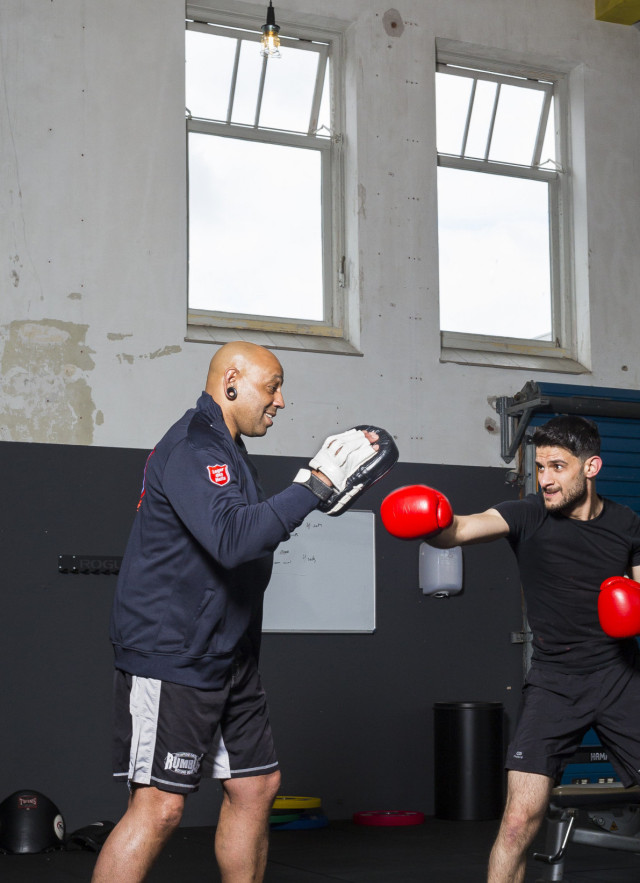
[272,795,322,810]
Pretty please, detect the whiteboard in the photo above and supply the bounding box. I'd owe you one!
[262,510,376,633]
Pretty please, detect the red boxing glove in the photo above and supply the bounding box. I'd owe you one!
[380,484,454,540]
[598,576,640,638]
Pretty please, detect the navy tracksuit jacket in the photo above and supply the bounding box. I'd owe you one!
[110,392,318,688]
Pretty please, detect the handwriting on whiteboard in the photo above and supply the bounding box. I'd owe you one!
[274,522,324,570]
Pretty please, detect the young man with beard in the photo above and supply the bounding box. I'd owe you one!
[380,415,640,883]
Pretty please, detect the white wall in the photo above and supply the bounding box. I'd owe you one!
[1,0,639,467]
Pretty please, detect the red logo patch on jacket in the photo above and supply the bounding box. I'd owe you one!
[207,464,230,485]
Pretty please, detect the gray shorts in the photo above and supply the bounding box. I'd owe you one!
[112,651,278,793]
[506,659,640,786]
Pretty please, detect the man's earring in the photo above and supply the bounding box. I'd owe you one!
[226,386,237,400]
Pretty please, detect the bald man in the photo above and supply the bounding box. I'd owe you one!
[92,343,379,883]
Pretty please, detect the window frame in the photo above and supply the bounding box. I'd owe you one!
[435,43,586,373]
[185,6,355,355]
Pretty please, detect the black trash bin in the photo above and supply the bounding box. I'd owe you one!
[433,701,504,820]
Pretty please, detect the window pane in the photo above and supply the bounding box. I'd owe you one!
[490,84,544,166]
[540,96,556,166]
[465,79,497,159]
[317,59,331,134]
[436,72,473,155]
[186,30,237,121]
[260,47,319,133]
[230,40,264,126]
[437,167,552,340]
[188,133,324,320]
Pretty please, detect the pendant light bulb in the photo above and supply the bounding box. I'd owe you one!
[261,1,281,58]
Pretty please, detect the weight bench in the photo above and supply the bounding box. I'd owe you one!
[534,783,640,882]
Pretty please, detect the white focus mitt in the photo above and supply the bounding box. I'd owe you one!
[294,425,399,516]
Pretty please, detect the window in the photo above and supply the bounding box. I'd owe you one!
[435,45,585,372]
[185,8,352,353]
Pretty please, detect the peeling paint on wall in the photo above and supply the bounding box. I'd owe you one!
[113,345,182,365]
[9,255,22,289]
[358,183,367,219]
[148,345,182,360]
[0,319,97,444]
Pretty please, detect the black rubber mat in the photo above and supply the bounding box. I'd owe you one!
[0,818,639,882]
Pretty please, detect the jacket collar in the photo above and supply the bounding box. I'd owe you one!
[196,391,247,453]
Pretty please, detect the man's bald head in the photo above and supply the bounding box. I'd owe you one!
[205,342,281,394]
[206,341,284,440]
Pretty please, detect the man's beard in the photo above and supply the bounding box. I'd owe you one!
[544,475,588,513]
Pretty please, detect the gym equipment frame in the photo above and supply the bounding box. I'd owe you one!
[534,783,640,882]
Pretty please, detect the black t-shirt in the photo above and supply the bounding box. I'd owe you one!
[494,493,640,672]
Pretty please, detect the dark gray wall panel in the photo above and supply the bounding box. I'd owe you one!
[0,442,521,829]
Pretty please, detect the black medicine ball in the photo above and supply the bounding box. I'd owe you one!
[0,790,65,854]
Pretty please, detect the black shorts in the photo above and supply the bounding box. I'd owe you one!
[506,660,640,786]
[112,651,278,793]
